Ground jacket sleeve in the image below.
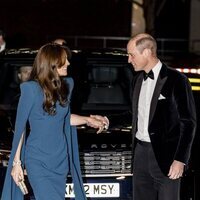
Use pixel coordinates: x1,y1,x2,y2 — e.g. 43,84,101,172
1,82,35,200
174,75,197,164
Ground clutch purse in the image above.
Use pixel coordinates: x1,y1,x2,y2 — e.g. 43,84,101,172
18,180,28,195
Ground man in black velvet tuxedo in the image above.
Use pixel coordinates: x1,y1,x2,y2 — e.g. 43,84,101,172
127,33,196,200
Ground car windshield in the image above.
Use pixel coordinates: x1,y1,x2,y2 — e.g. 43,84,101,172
0,49,134,146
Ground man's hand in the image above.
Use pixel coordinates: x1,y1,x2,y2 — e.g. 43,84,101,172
168,160,184,179
90,115,109,134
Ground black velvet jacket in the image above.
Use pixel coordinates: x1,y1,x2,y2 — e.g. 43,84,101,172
131,64,197,175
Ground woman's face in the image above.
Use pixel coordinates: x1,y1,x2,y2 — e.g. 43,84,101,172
57,58,70,76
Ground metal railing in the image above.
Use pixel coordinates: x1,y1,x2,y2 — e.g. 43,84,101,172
48,35,191,56
63,35,129,49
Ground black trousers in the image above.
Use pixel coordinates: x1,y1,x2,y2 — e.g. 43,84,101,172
133,141,180,200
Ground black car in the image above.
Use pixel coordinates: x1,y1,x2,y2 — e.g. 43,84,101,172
0,48,133,200
0,48,199,200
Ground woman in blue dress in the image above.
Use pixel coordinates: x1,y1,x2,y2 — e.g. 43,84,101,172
1,43,108,200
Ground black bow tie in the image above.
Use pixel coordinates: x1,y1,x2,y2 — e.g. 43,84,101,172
143,70,154,81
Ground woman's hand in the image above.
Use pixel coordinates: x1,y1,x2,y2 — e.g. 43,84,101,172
70,113,109,133
86,116,104,133
11,161,24,186
88,115,109,134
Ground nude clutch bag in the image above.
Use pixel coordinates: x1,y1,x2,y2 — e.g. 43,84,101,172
18,180,28,195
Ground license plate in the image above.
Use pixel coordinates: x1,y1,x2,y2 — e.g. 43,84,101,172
65,183,120,197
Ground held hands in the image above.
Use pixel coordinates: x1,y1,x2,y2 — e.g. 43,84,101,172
11,160,24,186
86,115,109,134
168,160,184,179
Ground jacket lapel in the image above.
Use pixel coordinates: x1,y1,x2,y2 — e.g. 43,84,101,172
131,72,143,172
149,64,168,125
132,72,143,132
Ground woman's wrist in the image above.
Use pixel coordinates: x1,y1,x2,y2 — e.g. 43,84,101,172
12,160,22,167
85,116,90,126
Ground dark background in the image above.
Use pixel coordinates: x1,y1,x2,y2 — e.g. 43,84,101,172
0,0,190,48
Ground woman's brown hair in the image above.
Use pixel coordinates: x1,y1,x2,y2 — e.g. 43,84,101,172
30,43,69,115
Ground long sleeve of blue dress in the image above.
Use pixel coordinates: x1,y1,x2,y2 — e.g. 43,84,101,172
1,82,36,200
64,78,87,200
1,78,86,200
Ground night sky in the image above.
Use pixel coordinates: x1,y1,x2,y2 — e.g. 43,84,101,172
1,0,190,48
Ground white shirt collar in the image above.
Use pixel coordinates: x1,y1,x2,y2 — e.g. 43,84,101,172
151,60,162,80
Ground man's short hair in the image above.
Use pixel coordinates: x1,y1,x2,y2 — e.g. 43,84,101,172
136,36,157,55
18,65,33,73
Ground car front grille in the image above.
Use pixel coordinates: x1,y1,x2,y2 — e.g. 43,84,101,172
80,150,132,176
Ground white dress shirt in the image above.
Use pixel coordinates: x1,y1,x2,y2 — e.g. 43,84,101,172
136,60,162,142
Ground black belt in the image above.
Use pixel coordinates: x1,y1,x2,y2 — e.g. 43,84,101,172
136,139,151,147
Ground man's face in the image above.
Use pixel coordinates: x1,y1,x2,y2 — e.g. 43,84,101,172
18,67,32,82
0,35,4,46
127,40,148,72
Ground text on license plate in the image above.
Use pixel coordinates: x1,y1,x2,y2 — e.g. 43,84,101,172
65,183,120,197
